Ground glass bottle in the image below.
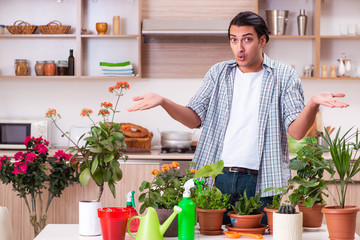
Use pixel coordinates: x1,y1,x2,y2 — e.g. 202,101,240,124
338,59,345,77
44,60,56,76
35,61,45,76
14,59,29,76
68,49,74,76
57,60,68,76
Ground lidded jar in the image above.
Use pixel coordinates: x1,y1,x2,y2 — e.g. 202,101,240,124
35,61,46,76
14,59,29,76
57,60,68,76
44,60,56,76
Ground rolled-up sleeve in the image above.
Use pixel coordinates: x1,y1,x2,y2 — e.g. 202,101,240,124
186,69,215,127
283,73,305,131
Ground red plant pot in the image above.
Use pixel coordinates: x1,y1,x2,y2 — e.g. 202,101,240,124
98,207,131,240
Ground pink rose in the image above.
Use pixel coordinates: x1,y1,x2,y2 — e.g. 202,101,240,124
19,164,27,174
14,152,24,160
24,136,32,146
25,152,37,163
12,167,20,175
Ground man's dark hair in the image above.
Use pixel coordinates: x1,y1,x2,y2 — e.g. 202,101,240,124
228,11,269,43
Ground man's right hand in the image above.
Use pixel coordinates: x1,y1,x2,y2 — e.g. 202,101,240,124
127,92,164,112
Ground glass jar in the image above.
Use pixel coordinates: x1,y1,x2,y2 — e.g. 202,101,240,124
35,61,46,76
44,60,56,76
14,59,29,76
57,60,68,76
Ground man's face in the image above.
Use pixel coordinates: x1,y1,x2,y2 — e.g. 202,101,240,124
229,25,266,73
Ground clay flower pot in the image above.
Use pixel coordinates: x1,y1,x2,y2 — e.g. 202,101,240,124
227,211,264,228
96,22,108,35
196,207,226,235
297,202,326,228
322,205,359,240
155,208,178,237
264,207,277,234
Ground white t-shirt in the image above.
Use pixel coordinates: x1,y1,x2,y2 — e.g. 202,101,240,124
220,67,264,170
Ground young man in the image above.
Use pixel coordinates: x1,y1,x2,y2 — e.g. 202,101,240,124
128,11,348,223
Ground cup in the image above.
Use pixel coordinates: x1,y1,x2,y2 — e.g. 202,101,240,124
347,24,356,36
96,22,108,35
339,24,347,36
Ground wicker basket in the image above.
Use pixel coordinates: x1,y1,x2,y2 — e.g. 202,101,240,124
124,132,153,151
6,20,37,34
38,20,71,34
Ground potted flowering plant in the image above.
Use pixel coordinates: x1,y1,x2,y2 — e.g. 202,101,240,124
138,161,197,237
46,81,130,202
0,136,78,236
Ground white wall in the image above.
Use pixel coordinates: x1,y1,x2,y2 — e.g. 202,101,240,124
0,77,359,148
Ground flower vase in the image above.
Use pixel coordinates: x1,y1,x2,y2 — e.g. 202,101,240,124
79,201,102,236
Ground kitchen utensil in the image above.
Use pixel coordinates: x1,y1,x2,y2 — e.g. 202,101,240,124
160,131,193,148
297,9,307,35
266,10,289,35
127,206,181,240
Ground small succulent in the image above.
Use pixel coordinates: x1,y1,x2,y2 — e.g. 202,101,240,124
278,204,296,214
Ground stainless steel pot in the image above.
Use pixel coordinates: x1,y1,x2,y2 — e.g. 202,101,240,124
160,131,193,148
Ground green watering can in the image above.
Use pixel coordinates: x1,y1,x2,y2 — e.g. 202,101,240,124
127,206,182,240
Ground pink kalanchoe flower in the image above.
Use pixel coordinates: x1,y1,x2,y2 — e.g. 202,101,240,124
12,167,20,175
19,164,27,174
24,136,32,146
44,139,50,146
14,152,24,160
14,161,23,167
34,144,48,155
25,152,37,163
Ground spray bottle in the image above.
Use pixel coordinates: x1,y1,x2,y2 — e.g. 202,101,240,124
178,179,196,240
126,191,140,232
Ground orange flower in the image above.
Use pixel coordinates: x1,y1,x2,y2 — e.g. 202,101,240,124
98,109,110,116
161,164,171,172
190,169,197,174
101,102,113,108
171,162,179,168
80,108,93,117
120,124,130,131
45,108,60,118
151,169,160,176
108,86,115,93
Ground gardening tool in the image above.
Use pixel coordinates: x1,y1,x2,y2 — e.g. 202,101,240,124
127,206,182,240
225,231,263,239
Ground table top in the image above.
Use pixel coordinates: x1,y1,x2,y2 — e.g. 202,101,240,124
34,224,360,240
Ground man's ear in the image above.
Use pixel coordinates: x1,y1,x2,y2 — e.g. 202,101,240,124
260,35,267,47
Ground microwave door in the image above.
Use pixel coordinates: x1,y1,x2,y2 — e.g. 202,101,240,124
0,123,30,149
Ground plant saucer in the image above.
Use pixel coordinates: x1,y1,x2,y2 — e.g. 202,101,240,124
199,229,224,235
225,224,268,235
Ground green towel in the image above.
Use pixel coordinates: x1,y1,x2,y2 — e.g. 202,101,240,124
100,61,131,67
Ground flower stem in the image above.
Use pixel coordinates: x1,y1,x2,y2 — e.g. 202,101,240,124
111,88,123,123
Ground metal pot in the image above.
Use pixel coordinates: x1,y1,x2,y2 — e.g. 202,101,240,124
160,131,193,148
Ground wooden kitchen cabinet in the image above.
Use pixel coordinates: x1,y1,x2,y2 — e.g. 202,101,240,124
0,0,141,79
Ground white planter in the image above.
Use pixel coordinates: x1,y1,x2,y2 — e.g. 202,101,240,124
79,200,101,236
273,211,303,240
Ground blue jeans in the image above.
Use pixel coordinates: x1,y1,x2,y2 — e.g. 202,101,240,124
215,170,273,225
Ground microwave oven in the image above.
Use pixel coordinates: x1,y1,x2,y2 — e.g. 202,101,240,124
0,119,49,149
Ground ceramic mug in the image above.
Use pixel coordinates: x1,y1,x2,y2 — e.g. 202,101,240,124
96,22,107,35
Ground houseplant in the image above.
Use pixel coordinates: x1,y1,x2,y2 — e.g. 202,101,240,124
288,136,328,227
263,186,287,234
0,136,78,236
138,161,197,237
227,190,264,228
193,160,231,235
317,127,360,239
46,81,130,201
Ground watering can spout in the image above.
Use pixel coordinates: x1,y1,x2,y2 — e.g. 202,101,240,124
160,206,182,236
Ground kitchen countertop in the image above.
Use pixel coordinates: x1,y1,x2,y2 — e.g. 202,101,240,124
34,224,360,240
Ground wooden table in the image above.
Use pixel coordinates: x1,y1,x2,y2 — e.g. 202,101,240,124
34,224,360,240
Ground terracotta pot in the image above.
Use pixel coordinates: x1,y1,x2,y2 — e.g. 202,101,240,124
322,205,359,240
227,211,264,228
297,202,326,228
196,208,226,235
155,208,178,237
264,207,277,234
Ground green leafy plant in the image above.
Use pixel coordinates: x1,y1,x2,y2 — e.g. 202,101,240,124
193,160,231,210
0,136,78,236
316,127,360,208
46,81,130,201
138,161,197,214
264,186,288,209
288,136,328,207
232,190,263,215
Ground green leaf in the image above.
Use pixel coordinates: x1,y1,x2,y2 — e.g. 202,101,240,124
104,154,114,163
91,157,99,174
103,169,112,182
154,178,165,186
79,168,91,186
112,132,124,140
139,181,150,191
194,160,224,179
289,157,307,170
138,193,147,203
108,181,116,198
93,169,104,185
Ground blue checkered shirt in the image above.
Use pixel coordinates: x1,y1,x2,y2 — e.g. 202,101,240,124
186,54,305,197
